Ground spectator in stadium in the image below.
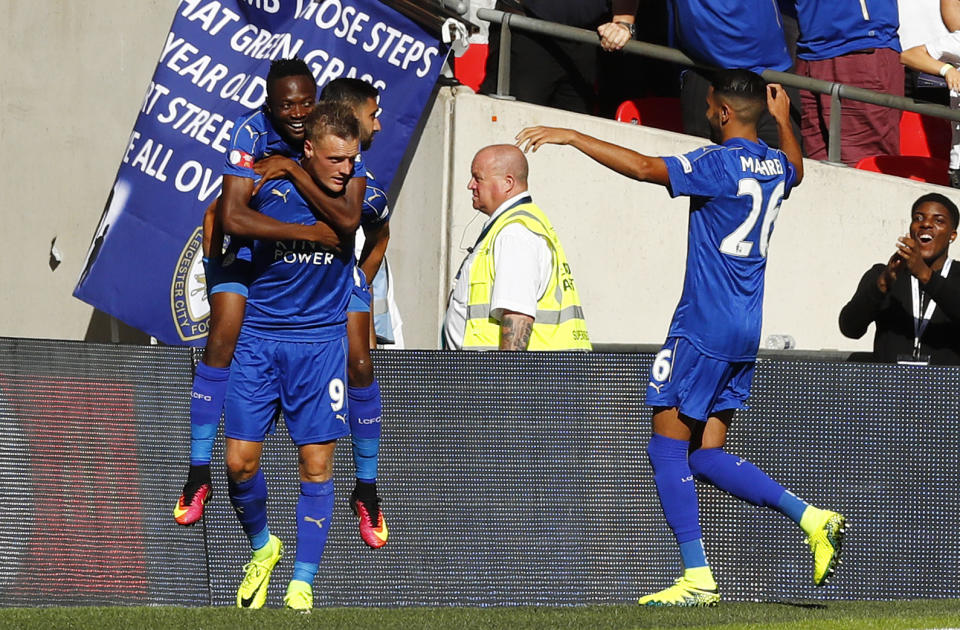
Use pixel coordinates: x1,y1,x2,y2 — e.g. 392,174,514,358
480,0,610,114
224,103,360,612
901,33,960,187
790,0,903,165
176,69,391,554
599,0,801,148
839,193,960,365
517,70,845,606
443,144,591,351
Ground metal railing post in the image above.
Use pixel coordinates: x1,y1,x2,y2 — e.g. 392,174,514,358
495,14,513,99
827,83,843,163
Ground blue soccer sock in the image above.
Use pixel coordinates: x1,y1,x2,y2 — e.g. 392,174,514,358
293,480,335,585
688,447,787,510
647,434,705,564
189,361,230,466
348,381,382,484
777,490,812,526
228,469,270,550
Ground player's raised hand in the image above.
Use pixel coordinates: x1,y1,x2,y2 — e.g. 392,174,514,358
515,126,577,153
251,155,297,195
766,83,791,124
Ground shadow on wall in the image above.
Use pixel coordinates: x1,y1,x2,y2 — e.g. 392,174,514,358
84,309,152,345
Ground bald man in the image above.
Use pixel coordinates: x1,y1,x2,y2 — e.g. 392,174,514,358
442,145,591,351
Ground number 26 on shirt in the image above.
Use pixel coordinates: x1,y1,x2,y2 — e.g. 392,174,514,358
719,179,785,258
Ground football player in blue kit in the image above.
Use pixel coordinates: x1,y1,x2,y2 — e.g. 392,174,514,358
176,66,391,549
517,69,846,606
253,78,391,548
226,102,360,611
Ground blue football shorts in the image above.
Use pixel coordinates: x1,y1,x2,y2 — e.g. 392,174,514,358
347,265,372,313
224,333,351,445
204,253,253,298
645,337,755,421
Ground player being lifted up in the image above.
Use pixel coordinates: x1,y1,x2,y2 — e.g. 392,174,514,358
517,69,846,606
175,62,390,549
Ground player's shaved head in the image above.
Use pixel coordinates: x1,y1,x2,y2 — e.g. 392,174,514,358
709,69,767,126
475,144,529,185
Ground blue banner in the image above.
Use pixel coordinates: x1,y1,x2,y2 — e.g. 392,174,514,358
74,0,444,345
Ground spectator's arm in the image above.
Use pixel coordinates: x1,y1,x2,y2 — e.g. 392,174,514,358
516,126,670,186
500,311,534,350
598,0,638,51
943,0,960,32
901,45,960,91
838,265,887,339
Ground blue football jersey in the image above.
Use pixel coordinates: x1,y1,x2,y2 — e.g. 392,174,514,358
224,108,301,179
663,138,797,361
241,178,353,342
361,169,391,228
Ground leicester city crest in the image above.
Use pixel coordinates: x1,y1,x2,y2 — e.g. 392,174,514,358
170,226,209,342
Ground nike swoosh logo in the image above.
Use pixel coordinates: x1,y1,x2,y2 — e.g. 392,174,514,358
173,504,189,518
240,573,267,608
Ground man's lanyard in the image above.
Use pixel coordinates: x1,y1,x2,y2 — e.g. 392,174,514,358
911,258,953,359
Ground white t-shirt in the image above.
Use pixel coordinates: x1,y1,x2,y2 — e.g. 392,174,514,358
899,0,947,50
443,193,553,350
925,30,960,64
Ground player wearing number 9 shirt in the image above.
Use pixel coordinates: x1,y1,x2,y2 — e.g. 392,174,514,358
225,102,359,611
517,69,846,606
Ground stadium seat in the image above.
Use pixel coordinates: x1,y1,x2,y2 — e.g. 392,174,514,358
899,110,951,160
454,43,488,92
615,97,684,133
854,155,951,186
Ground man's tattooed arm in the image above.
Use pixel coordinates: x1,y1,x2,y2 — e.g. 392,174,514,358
500,312,534,350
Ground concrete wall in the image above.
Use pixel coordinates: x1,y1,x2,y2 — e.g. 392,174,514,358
1,1,175,342
2,2,955,352
391,88,960,352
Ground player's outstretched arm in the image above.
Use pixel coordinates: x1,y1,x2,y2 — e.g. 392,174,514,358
766,84,804,185
252,155,362,236
219,174,342,249
516,126,670,186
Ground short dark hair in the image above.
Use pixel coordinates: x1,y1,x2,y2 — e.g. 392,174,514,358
709,69,767,125
320,77,379,108
266,58,316,93
912,192,960,229
304,101,359,145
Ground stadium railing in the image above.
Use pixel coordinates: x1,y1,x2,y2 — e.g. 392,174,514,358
477,8,960,164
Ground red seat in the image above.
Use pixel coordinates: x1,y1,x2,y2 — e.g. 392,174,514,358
454,43,488,93
615,97,684,133
854,155,950,186
899,110,951,160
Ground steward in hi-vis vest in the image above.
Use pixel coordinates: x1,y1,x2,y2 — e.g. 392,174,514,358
461,200,591,351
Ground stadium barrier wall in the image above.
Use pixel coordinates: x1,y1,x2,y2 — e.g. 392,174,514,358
5,0,960,352
0,337,958,607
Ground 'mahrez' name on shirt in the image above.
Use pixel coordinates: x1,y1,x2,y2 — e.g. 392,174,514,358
740,155,784,176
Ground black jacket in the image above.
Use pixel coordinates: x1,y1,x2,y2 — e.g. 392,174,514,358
839,261,960,365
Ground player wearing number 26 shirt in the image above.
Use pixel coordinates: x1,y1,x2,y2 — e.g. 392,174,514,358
518,69,846,607
663,139,795,362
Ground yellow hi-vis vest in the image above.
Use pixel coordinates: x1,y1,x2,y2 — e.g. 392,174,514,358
462,202,591,351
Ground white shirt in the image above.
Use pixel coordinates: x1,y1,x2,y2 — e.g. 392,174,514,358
443,192,553,350
899,0,947,50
